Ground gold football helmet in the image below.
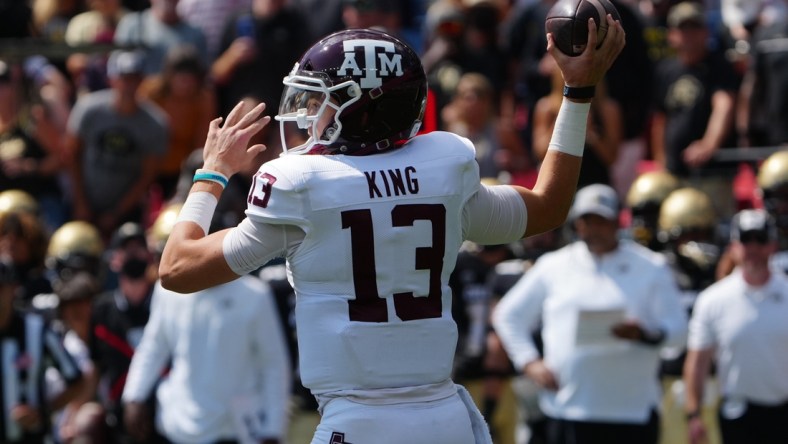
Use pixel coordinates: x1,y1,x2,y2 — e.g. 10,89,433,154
148,203,182,254
626,171,681,210
627,171,681,250
658,187,717,242
757,150,788,192
0,189,39,217
46,221,105,278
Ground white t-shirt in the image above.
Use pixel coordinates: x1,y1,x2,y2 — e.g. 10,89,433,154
688,268,788,405
493,240,688,423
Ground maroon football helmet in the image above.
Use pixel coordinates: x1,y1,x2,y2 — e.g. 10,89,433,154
275,28,427,155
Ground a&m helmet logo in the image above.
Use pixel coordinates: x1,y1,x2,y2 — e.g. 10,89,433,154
338,39,403,89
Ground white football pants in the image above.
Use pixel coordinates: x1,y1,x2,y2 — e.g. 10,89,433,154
310,390,479,444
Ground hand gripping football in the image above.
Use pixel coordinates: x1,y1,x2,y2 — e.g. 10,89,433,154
545,0,621,56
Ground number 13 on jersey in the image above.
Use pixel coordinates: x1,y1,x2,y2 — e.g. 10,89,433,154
341,204,446,323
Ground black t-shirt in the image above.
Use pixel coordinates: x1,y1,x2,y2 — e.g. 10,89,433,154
0,1,32,38
653,50,739,177
0,125,62,199
749,19,788,146
216,8,314,117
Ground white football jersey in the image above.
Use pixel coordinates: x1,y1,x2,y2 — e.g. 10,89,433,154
245,131,481,394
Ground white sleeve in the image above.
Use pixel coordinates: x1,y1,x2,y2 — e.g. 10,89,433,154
462,184,527,244
649,264,689,349
492,261,548,370
492,259,550,369
222,217,305,275
687,289,717,351
122,286,172,402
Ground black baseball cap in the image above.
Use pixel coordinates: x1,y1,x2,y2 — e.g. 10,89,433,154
110,222,147,250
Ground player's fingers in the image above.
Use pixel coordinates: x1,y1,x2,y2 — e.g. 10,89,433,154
224,100,247,127
237,102,267,129
247,143,268,156
209,117,222,133
545,33,566,62
239,115,271,138
585,17,599,54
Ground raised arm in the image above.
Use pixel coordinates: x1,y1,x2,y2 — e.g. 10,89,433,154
516,15,625,237
158,102,270,293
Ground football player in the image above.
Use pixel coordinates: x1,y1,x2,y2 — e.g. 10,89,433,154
158,20,625,444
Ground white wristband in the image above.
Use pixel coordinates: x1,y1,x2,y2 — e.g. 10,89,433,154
175,191,217,235
547,98,591,157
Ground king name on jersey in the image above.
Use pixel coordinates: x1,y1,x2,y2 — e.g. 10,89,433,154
365,166,419,199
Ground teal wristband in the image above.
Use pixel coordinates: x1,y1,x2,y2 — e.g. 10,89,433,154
193,169,229,188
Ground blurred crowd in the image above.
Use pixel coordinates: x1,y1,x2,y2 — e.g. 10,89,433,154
0,0,787,443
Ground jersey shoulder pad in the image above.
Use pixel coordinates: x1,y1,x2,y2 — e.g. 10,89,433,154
409,131,477,161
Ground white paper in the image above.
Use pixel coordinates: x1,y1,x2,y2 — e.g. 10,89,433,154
574,308,625,347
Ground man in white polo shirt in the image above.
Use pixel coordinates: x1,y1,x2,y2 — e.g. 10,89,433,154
493,184,688,444
683,208,788,444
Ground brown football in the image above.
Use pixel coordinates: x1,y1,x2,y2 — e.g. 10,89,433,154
545,0,621,56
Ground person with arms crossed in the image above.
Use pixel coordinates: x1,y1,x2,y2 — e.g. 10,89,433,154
158,21,625,444
492,184,688,444
683,208,788,444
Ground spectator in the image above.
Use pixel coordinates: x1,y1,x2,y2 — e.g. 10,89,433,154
177,0,252,61
31,0,85,43
211,0,313,125
138,45,216,201
0,208,52,304
532,63,622,189
0,58,68,231
736,7,788,149
289,0,344,44
64,0,129,98
122,205,291,444
89,222,155,443
341,0,403,35
683,208,788,444
650,1,739,219
441,72,529,182
65,49,169,240
420,0,466,117
65,0,128,45
0,1,34,39
114,0,208,75
457,1,509,96
500,0,555,155
50,272,108,444
493,184,688,444
606,0,655,200
0,259,85,443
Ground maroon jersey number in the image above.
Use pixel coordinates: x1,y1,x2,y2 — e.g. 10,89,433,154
341,204,446,322
248,172,277,208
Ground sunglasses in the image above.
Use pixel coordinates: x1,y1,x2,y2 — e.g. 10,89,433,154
738,230,771,245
